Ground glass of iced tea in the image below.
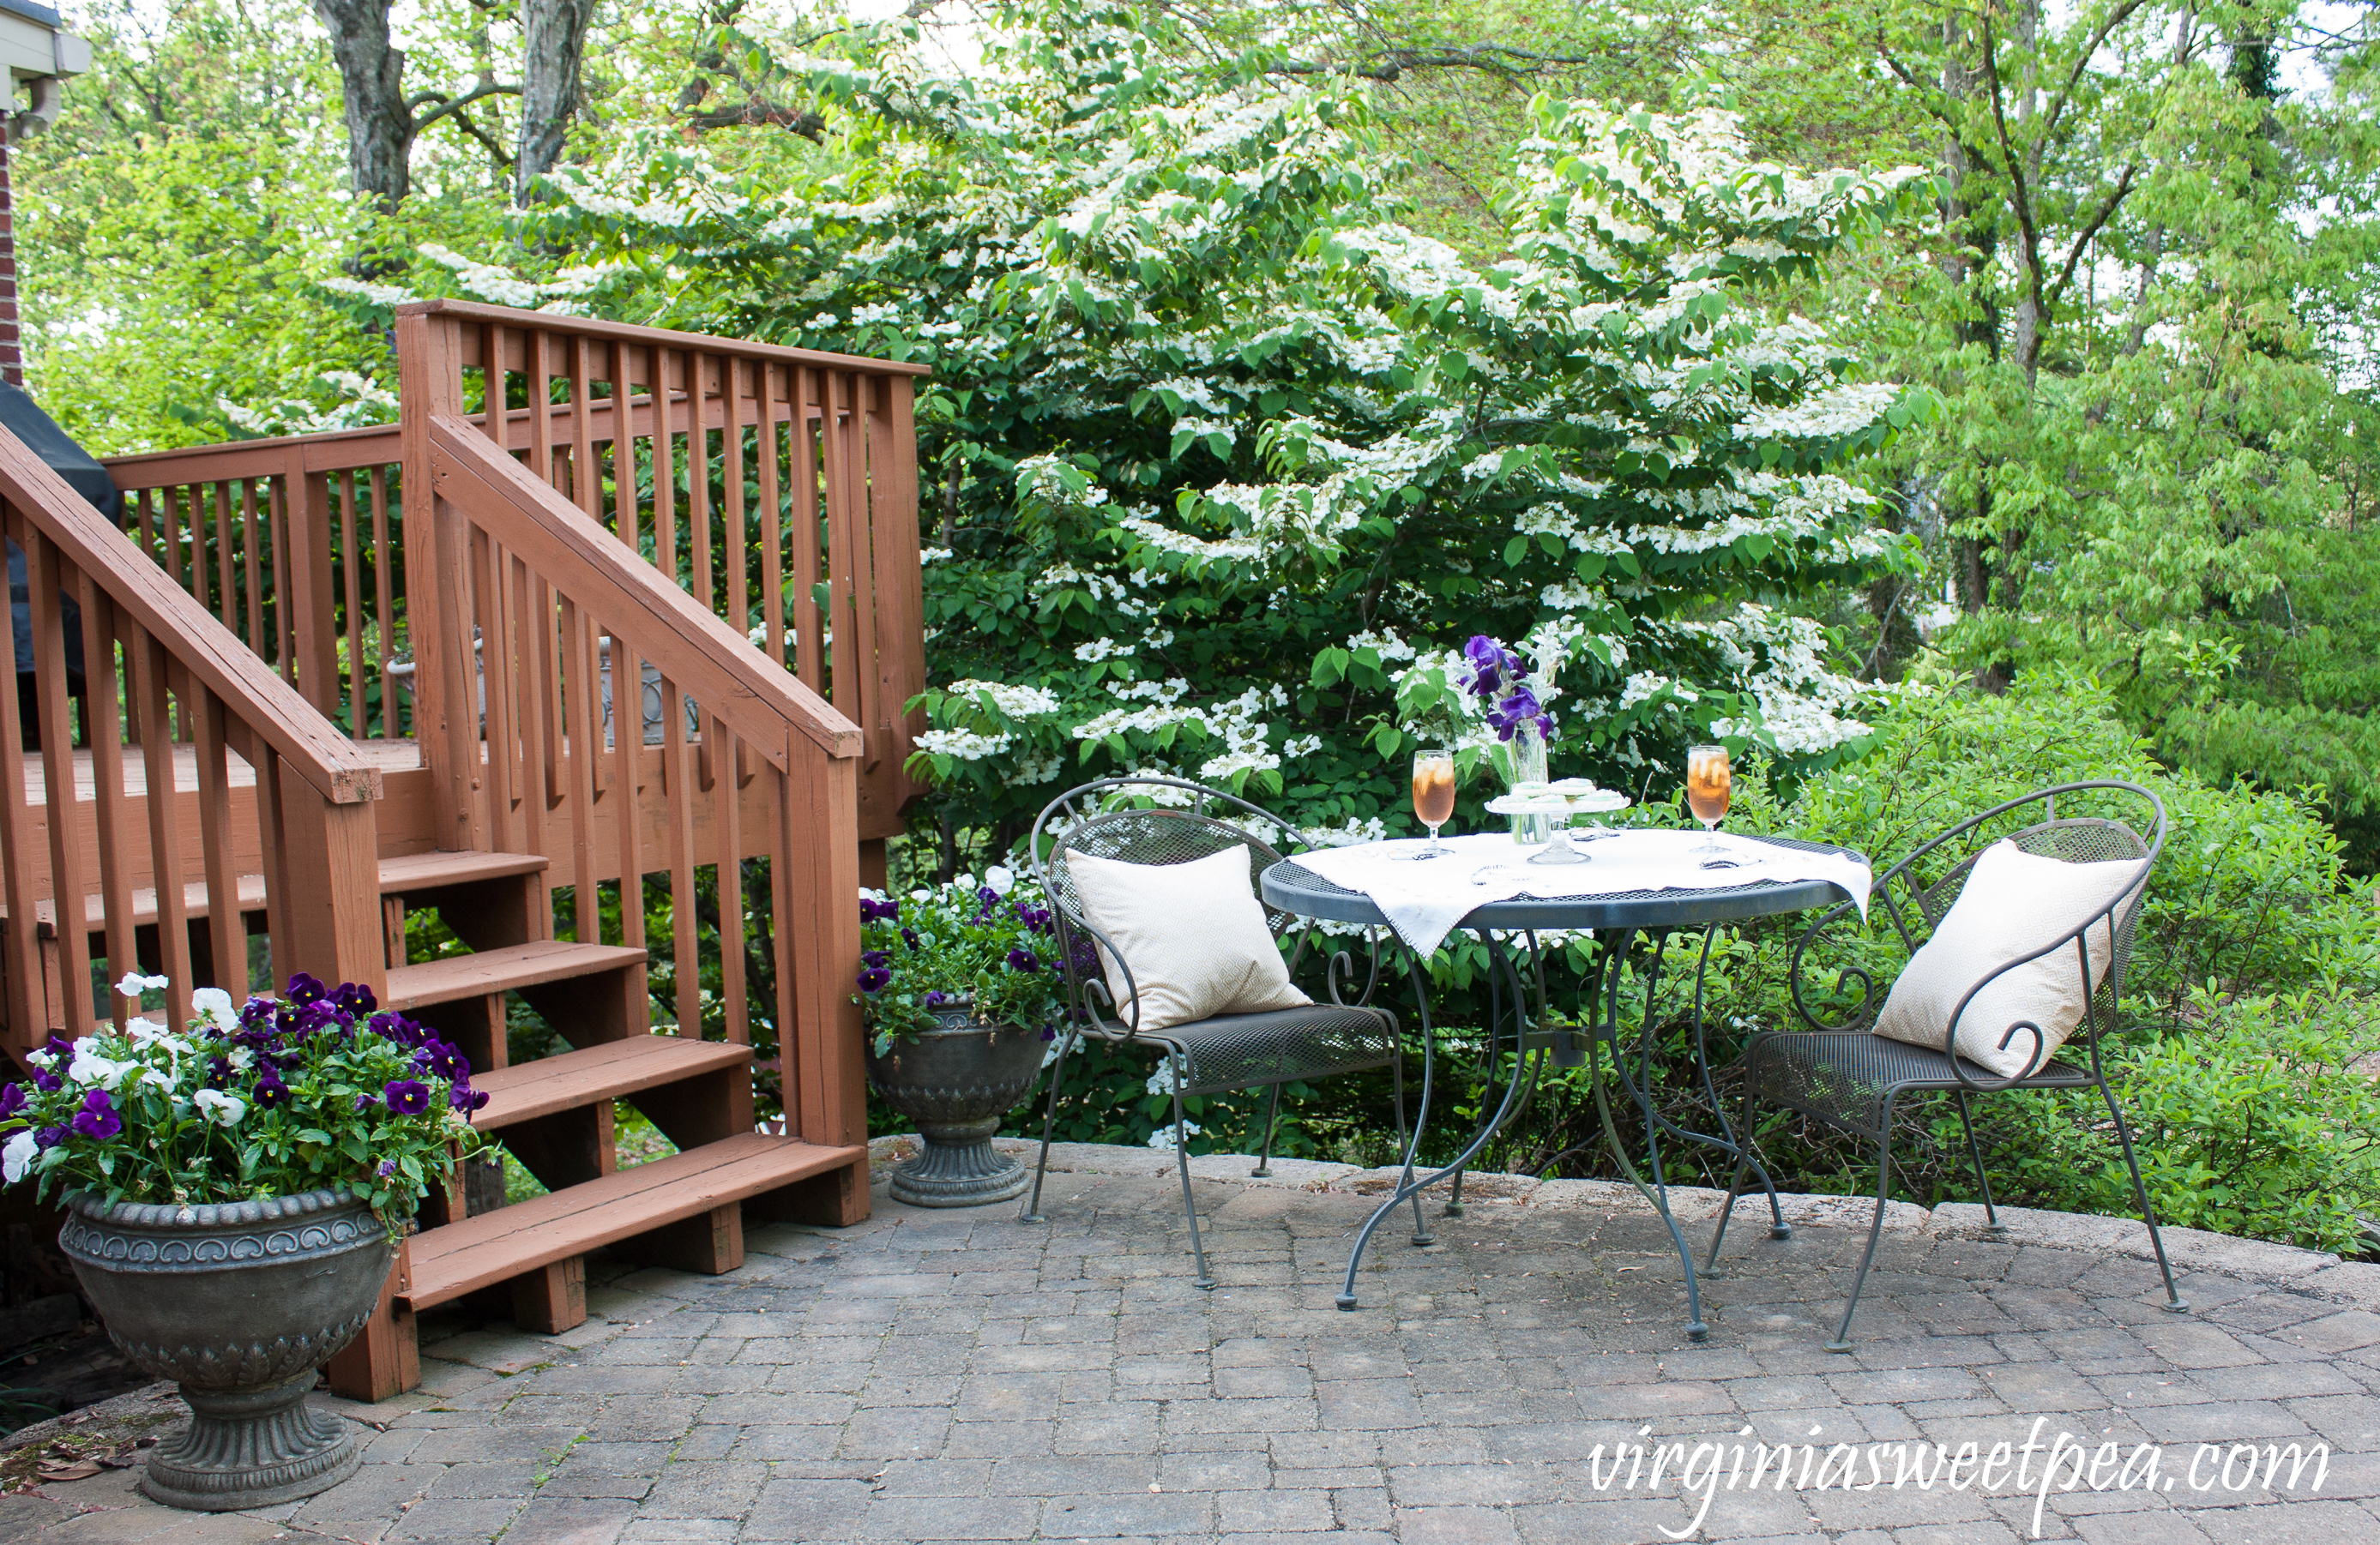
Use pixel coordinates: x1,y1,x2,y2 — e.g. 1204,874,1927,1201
1685,743,1732,857
1402,749,1457,861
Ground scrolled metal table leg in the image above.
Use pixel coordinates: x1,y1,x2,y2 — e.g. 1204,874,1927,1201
1586,932,1708,1340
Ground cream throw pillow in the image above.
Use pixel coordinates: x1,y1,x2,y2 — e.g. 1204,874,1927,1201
1065,845,1311,1032
1873,839,2146,1078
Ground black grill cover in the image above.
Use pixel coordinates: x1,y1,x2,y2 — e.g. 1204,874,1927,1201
1,381,123,680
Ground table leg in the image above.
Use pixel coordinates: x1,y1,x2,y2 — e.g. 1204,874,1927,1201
1585,931,1708,1340
1337,930,1539,1311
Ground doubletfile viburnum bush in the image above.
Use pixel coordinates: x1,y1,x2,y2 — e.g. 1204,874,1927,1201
0,972,491,1228
369,1,1926,853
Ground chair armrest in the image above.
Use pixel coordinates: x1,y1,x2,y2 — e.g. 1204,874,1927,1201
1787,896,1883,1032
1058,912,1142,1038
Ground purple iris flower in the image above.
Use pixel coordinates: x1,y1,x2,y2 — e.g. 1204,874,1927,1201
383,1079,431,1115
857,966,891,993
1462,634,1514,695
70,1091,122,1141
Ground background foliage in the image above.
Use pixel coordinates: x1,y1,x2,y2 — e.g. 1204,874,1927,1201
21,0,2380,1252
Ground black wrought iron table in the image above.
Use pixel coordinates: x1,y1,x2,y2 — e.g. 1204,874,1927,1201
1260,835,1866,1339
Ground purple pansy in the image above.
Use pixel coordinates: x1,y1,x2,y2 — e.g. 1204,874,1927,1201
33,1126,65,1149
862,949,890,969
383,1079,431,1115
253,1066,291,1109
1006,947,1039,973
857,965,891,993
0,1084,24,1121
70,1091,122,1141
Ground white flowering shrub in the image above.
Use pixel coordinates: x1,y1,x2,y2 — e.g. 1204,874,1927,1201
449,2,1924,852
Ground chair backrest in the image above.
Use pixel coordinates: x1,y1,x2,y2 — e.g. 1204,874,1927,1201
1794,780,2166,1040
1028,778,1306,1028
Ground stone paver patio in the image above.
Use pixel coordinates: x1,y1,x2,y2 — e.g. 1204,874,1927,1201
3,1139,2375,1544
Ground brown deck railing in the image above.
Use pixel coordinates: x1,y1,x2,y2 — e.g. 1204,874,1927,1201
101,300,931,845
0,428,385,1056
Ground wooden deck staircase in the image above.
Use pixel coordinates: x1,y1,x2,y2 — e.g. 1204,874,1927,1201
0,301,930,1401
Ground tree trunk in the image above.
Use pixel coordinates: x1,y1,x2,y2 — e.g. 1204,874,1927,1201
313,0,413,215
515,0,601,205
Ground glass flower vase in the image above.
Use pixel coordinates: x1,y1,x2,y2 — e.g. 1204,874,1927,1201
1497,720,1552,846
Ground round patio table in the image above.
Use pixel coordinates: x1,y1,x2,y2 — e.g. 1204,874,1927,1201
1260,834,1866,1339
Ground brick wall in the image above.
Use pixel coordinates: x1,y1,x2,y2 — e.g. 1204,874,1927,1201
0,133,17,387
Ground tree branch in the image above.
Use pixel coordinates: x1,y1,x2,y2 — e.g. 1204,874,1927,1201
1979,15,2045,305
1271,44,1606,84
2050,161,2137,305
411,80,523,134
2040,0,2153,146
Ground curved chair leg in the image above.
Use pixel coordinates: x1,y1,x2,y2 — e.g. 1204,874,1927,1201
1172,1067,1215,1290
1251,1082,1282,1178
1389,1034,1430,1247
1019,1028,1081,1224
1828,1097,1898,1353
1704,1085,1788,1274
2100,1080,2188,1314
1953,1091,2004,1236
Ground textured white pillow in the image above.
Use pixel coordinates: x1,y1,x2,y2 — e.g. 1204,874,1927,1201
1873,839,2146,1078
1065,845,1311,1032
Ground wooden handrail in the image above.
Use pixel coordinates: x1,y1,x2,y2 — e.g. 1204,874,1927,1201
425,416,862,766
405,298,932,377
0,428,383,805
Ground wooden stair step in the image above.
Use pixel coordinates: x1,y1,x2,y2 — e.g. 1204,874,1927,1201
15,851,545,936
379,850,550,894
386,940,648,1013
400,1133,859,1308
471,1036,751,1131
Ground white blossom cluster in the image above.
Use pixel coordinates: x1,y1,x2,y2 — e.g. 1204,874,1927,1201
944,680,1064,719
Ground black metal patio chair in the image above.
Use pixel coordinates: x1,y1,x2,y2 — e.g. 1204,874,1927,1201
1708,780,2189,1349
1021,777,1423,1289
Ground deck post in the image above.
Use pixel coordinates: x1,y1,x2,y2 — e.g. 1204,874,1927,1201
268,760,387,997
399,310,485,851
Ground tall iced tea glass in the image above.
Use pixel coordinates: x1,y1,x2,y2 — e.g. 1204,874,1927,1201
1402,750,1457,861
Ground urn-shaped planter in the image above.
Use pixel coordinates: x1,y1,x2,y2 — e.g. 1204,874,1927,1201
865,1001,1048,1206
59,1187,396,1511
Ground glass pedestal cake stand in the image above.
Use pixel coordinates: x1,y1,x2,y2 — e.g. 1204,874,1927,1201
1481,785,1632,866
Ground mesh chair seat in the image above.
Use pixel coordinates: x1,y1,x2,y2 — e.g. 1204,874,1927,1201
1125,1002,1400,1097
1744,1030,2094,1144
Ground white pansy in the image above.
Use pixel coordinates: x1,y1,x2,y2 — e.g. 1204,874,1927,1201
193,1088,247,1127
985,865,1016,896
188,987,240,1033
117,971,168,1001
2,1131,38,1184
227,1045,255,1071
67,1041,136,1091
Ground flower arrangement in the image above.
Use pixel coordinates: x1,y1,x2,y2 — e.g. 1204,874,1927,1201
853,869,1083,1055
0,972,491,1227
1460,634,1555,744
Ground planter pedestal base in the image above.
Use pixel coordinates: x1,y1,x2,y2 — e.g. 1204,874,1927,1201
888,1116,1030,1208
141,1372,361,1512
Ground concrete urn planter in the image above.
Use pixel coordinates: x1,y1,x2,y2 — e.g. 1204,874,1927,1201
864,1001,1048,1206
58,1187,396,1511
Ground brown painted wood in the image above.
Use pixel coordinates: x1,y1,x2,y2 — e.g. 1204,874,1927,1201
611,1202,742,1276
0,506,41,1048
470,1036,750,1129
78,581,135,1027
323,1243,417,1403
130,628,194,1029
378,849,551,892
410,298,931,378
400,1132,859,1308
401,307,481,852
287,460,341,718
26,523,93,1033
509,1256,587,1335
384,938,648,1012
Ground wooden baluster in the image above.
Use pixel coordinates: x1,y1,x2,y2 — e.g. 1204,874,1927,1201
758,362,786,673
371,467,396,738
184,484,209,609
242,479,263,656
661,671,696,1036
26,521,94,1034
341,472,365,737
287,456,340,718
214,483,237,634
159,484,184,601
137,488,156,566
690,352,715,620
820,370,865,724
713,715,746,1046
768,760,801,1133
269,475,295,692
559,597,600,943
475,528,519,852
609,629,646,971
509,551,551,907
789,368,823,694
724,356,749,637
654,350,678,590
570,336,600,523
0,506,40,1049
528,328,557,486
249,724,287,993
78,577,134,1029
129,626,194,1030
483,323,509,448
190,691,243,998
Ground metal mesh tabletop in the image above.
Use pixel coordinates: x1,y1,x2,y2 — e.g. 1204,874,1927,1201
1260,834,1866,933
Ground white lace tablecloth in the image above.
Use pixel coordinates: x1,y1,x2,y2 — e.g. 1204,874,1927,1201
1291,829,1872,955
